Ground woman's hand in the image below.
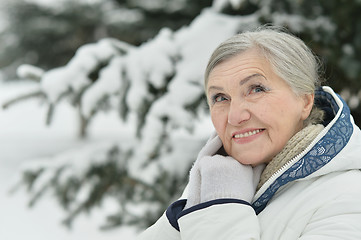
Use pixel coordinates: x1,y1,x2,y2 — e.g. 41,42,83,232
185,132,265,209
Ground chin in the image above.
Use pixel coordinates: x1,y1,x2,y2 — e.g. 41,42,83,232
234,157,256,166
233,154,267,166
226,148,267,166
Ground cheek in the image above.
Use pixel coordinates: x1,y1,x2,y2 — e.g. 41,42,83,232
258,106,269,120
252,102,271,124
266,100,304,139
210,108,228,136
260,96,293,122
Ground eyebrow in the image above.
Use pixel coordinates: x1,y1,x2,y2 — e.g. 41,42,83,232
207,73,266,92
239,73,266,86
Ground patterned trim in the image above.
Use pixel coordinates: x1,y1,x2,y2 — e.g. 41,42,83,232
252,89,354,214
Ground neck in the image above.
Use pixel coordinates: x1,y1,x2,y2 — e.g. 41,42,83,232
257,124,324,190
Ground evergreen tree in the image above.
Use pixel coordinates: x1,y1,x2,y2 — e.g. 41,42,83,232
3,0,361,232
0,0,212,80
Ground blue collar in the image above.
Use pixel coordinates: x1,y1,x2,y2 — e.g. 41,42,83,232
252,87,354,214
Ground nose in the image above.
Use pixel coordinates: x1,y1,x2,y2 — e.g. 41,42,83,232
227,100,251,126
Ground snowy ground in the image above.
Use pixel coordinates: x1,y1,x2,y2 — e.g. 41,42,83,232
0,81,138,239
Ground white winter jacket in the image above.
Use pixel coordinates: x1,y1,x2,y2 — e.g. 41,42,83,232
137,86,361,240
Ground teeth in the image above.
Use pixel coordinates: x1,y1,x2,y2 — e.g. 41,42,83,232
234,129,262,138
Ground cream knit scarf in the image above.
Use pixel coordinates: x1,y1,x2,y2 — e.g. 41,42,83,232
257,124,324,190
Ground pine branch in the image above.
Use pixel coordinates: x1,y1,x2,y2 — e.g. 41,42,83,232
45,89,72,126
45,103,54,126
2,90,45,109
28,184,49,207
79,112,90,139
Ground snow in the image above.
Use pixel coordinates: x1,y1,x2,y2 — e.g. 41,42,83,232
271,13,335,35
1,0,360,237
340,88,361,110
0,7,263,240
81,56,124,117
40,39,123,103
348,95,359,109
104,7,144,25
125,28,176,112
137,9,254,160
3,9,260,225
23,0,103,9
2,0,357,238
0,81,138,239
25,9,259,176
212,0,246,11
342,44,354,56
0,81,209,240
132,0,187,12
17,64,44,80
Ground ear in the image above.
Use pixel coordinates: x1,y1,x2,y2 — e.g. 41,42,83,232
301,93,314,120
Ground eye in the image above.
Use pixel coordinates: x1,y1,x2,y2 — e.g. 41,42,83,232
211,94,229,104
248,84,268,95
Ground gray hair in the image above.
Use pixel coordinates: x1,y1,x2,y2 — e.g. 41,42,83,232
204,27,324,126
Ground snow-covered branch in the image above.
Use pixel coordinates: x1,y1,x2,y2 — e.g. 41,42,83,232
6,0,348,232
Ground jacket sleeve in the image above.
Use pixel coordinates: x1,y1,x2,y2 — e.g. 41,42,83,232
137,198,260,240
178,199,260,240
136,186,190,240
298,194,361,240
136,210,181,240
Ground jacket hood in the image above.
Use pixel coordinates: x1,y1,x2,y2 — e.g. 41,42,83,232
252,86,361,214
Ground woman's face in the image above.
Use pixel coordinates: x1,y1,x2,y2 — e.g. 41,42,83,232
207,48,313,166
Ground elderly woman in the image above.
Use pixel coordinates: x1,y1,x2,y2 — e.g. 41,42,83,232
137,28,361,239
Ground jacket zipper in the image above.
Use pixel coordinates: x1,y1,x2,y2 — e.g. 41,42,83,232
253,125,330,201
252,88,343,202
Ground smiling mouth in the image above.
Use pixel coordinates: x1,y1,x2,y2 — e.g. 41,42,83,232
233,129,265,139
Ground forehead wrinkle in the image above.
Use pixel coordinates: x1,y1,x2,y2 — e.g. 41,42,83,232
207,86,224,96
239,73,267,86
207,73,266,94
